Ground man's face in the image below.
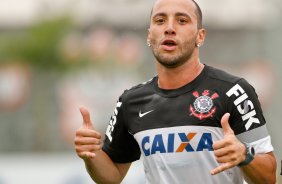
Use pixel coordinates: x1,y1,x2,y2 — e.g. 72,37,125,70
148,0,201,68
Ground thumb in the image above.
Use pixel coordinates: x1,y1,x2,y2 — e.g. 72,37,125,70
221,113,234,135
79,107,94,129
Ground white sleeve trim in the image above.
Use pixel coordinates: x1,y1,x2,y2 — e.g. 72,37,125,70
249,136,273,154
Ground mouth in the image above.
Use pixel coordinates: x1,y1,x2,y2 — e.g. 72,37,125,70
162,39,177,46
161,39,177,51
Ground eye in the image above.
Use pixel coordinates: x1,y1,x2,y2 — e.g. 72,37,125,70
154,18,165,25
178,18,188,24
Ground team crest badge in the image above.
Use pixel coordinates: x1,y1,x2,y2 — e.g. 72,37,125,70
189,90,219,120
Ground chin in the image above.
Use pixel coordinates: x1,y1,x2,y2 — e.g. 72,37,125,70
157,59,184,68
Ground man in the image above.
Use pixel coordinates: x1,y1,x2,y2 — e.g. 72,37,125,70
74,0,277,183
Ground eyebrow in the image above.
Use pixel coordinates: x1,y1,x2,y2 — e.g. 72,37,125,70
152,12,167,19
175,12,191,18
152,12,191,19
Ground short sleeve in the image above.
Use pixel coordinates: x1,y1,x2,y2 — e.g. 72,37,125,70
102,91,141,163
225,79,273,153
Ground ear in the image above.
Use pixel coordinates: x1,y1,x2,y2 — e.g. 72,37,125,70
196,28,206,46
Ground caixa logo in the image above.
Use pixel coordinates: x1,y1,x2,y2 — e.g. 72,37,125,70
141,132,213,156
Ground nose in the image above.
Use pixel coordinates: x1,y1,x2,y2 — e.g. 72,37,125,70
165,28,176,35
164,21,176,35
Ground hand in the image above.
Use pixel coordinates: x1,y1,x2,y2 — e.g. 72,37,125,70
211,113,246,175
74,107,102,159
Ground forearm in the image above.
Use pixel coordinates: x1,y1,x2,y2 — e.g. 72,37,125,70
84,150,130,184
241,153,276,184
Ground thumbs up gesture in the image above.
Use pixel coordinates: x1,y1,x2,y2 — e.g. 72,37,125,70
211,113,247,175
74,107,102,159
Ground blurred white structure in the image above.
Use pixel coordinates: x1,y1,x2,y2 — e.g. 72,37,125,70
0,0,281,29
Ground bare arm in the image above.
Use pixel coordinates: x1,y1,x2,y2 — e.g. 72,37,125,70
74,107,131,184
84,150,131,184
212,113,276,184
240,152,276,184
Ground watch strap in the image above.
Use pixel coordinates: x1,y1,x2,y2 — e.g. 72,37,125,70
238,142,255,167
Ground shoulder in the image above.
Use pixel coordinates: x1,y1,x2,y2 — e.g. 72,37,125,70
119,77,156,101
204,65,242,85
205,65,255,92
203,65,258,102
129,77,155,91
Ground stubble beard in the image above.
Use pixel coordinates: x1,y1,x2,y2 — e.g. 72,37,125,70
151,38,197,68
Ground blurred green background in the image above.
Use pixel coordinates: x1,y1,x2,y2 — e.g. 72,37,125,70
0,0,281,183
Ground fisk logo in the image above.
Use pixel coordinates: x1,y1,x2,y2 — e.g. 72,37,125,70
141,132,213,156
226,84,260,130
106,101,122,142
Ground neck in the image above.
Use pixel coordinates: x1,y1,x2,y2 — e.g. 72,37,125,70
157,57,204,90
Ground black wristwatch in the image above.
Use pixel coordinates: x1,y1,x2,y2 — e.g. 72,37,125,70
238,142,255,167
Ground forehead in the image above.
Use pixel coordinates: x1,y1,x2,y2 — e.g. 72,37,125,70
152,0,197,18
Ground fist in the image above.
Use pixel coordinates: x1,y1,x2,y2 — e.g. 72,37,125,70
74,107,102,159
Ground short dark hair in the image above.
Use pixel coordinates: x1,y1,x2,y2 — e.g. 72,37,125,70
150,0,203,29
192,0,203,29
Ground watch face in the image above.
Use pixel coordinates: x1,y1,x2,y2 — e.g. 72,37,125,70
250,147,255,155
